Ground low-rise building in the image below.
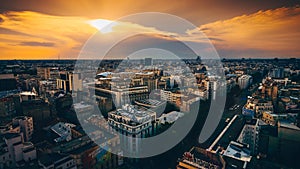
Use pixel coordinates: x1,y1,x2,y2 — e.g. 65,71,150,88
222,141,252,169
177,147,224,169
0,133,36,168
38,153,77,169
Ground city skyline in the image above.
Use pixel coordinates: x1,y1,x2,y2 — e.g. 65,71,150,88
0,0,300,59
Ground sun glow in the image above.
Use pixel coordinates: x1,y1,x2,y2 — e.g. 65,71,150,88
88,19,117,33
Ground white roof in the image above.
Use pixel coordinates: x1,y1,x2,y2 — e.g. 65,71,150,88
20,91,37,96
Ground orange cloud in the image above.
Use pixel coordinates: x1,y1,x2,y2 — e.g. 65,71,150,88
0,11,97,59
194,6,300,58
1,7,300,60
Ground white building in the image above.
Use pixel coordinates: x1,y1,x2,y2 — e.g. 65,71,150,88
238,75,253,90
50,122,74,143
108,104,156,155
0,133,36,169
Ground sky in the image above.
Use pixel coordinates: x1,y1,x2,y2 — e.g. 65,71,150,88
0,0,300,59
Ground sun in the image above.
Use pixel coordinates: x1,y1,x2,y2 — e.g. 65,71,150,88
88,19,117,33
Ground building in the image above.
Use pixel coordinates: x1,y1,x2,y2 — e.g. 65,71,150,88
134,99,166,117
261,111,287,126
242,97,273,117
237,119,261,155
144,58,153,66
238,75,253,90
259,115,300,168
38,153,77,169
158,111,184,125
108,104,156,155
181,96,200,113
48,135,120,169
12,116,33,142
39,80,57,99
0,74,17,92
57,72,82,93
270,68,284,78
0,94,21,117
177,147,224,169
50,122,74,143
21,99,51,129
222,141,252,169
160,89,181,104
135,72,158,92
73,102,94,118
0,133,37,168
37,67,51,80
93,84,149,108
20,91,37,102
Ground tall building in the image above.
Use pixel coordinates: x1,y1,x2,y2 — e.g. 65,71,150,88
238,75,253,90
57,72,82,93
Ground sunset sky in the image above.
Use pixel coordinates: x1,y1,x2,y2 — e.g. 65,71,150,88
0,0,300,59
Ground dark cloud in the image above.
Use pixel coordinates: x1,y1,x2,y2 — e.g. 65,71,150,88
19,41,55,47
0,27,31,36
0,17,3,23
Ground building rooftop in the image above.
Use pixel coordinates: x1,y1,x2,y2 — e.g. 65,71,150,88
223,141,252,162
110,104,156,125
158,111,184,124
177,147,223,169
50,122,73,143
73,102,93,110
278,120,300,131
20,91,37,96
